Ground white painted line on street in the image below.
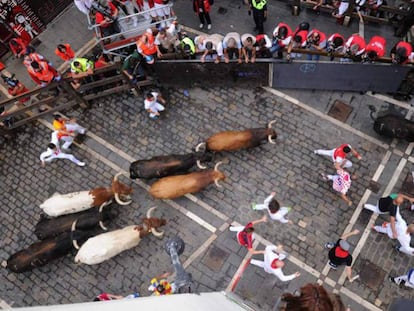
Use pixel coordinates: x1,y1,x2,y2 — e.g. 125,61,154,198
183,233,218,269
367,92,413,111
263,87,390,150
186,194,229,221
340,287,383,311
338,157,407,286
0,299,12,309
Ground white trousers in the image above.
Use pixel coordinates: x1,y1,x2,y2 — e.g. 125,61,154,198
394,275,414,289
65,123,86,134
148,103,165,118
44,151,83,165
154,3,171,17
315,148,352,168
51,131,74,149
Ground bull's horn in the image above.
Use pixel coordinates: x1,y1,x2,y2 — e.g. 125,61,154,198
214,178,223,188
114,193,132,206
197,160,207,170
195,142,206,152
268,120,276,129
71,220,80,250
146,206,157,218
214,161,223,171
98,203,108,231
151,227,164,238
113,172,123,181
268,120,277,144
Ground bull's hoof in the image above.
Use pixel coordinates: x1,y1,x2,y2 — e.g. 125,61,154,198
165,236,185,256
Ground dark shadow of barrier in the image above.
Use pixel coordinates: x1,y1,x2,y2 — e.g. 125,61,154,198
154,58,413,96
272,61,413,93
153,60,269,89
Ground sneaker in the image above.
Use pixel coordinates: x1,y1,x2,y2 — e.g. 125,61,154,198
371,225,377,232
251,203,257,210
388,276,395,283
77,162,86,167
328,261,338,269
199,23,204,29
207,24,212,30
313,150,319,155
324,242,334,249
394,244,401,252
150,115,159,120
410,204,414,211
320,173,328,181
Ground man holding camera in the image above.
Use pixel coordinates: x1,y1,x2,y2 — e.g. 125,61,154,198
305,28,326,61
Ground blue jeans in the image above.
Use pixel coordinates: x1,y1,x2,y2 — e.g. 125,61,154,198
307,53,320,61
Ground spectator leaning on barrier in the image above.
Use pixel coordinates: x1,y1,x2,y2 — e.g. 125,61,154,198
362,35,386,63
241,33,256,63
326,33,345,61
137,29,158,65
199,34,224,63
55,43,75,62
305,28,326,61
255,33,272,58
390,41,413,65
286,21,309,61
178,32,196,59
122,50,147,83
70,57,95,89
332,0,350,24
344,33,366,61
270,22,292,59
222,32,242,63
137,0,158,24
155,21,179,58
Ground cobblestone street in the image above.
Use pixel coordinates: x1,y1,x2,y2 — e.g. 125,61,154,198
1,1,414,310
2,84,414,310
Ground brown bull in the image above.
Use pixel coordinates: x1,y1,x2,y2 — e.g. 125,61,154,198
197,120,277,154
149,162,225,199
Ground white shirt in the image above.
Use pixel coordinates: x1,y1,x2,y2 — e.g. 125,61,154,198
144,91,160,112
74,0,94,15
40,147,60,162
263,245,296,282
263,195,289,223
222,32,242,49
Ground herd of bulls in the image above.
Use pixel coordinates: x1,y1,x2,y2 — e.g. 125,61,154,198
6,121,277,273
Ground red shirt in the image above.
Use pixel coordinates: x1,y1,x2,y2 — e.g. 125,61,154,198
365,36,386,58
55,44,75,61
96,2,117,28
237,222,254,249
333,144,351,161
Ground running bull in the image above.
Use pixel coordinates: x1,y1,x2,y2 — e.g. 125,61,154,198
40,173,132,217
196,120,277,163
149,162,225,199
129,151,212,179
74,207,166,265
370,108,414,142
7,222,99,273
35,203,115,240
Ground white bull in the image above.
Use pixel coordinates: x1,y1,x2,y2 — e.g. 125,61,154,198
40,173,132,217
73,207,166,265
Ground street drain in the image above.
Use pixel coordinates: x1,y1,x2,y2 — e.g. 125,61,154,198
328,100,353,122
202,246,229,272
358,259,386,291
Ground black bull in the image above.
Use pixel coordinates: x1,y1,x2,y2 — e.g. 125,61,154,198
35,205,116,240
373,114,414,142
6,229,99,273
129,152,212,179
